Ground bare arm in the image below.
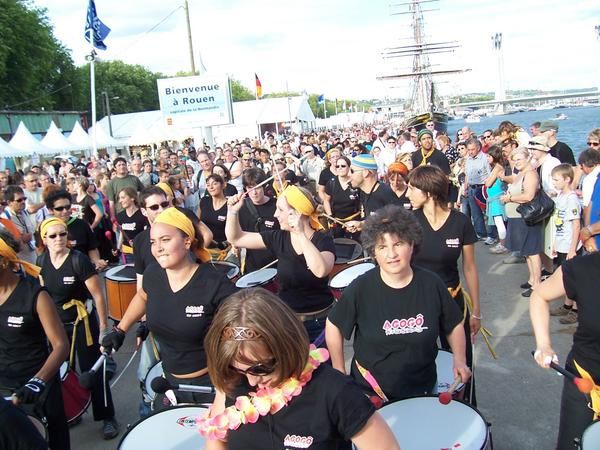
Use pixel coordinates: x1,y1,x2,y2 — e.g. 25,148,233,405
197,220,214,247
33,291,69,383
108,200,116,222
351,412,401,450
325,319,346,374
446,322,471,382
116,288,148,333
461,244,481,336
225,193,267,250
484,165,501,188
317,183,327,204
84,274,109,333
323,191,333,216
205,389,228,450
90,203,103,230
509,172,537,203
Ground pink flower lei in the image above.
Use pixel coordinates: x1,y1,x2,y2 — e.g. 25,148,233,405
197,345,329,440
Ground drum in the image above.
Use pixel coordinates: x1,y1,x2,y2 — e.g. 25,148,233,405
435,349,465,400
60,362,91,424
330,238,363,279
209,261,240,281
118,405,207,449
581,420,600,449
328,262,375,300
235,268,279,293
143,361,164,407
105,264,137,321
28,414,48,442
379,396,490,450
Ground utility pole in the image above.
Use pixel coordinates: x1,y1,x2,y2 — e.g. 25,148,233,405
491,33,506,114
184,0,196,74
596,25,600,97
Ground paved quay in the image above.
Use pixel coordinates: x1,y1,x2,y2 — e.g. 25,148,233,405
71,241,575,449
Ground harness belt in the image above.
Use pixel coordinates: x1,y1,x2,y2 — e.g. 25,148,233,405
63,299,93,367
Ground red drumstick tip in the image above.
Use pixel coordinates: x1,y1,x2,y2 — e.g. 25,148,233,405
369,395,383,409
438,392,452,405
105,231,112,239
574,377,594,394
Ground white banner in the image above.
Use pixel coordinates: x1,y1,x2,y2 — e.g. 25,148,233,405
157,75,234,128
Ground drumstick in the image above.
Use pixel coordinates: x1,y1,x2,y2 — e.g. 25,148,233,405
346,256,372,265
246,153,310,194
438,375,462,405
109,349,139,389
256,259,279,271
530,351,594,393
320,213,349,228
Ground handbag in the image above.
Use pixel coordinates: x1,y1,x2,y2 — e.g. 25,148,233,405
516,187,554,225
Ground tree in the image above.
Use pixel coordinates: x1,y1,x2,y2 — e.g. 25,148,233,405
230,79,254,102
0,0,76,110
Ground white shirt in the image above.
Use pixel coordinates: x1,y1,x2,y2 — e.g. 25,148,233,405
538,154,561,195
582,166,600,207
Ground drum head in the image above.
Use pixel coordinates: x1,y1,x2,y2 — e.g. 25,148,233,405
144,362,164,400
60,361,68,380
435,350,465,393
329,263,375,289
105,264,136,282
27,415,48,441
333,238,363,264
209,261,240,280
582,421,600,450
118,406,207,449
236,268,277,288
379,397,488,450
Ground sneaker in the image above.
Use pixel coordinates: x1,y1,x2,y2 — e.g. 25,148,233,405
521,288,533,298
490,243,508,254
103,418,119,440
484,237,498,245
550,305,571,317
503,255,526,264
520,281,532,289
559,310,578,324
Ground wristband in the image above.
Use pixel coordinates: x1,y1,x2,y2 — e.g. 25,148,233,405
471,314,482,320
227,211,238,216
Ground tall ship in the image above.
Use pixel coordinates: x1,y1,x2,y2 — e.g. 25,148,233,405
377,0,468,133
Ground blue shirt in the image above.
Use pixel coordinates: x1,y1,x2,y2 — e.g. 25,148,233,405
590,177,600,248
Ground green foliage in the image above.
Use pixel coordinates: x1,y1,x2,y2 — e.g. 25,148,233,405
230,79,254,102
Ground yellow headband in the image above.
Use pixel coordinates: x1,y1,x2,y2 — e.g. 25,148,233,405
282,185,323,231
0,237,41,278
40,217,66,239
153,207,195,240
156,182,174,199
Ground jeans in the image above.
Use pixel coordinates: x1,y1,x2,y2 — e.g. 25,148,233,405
464,186,494,239
303,317,327,347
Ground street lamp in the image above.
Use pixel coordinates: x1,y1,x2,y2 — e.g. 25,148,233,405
101,91,120,137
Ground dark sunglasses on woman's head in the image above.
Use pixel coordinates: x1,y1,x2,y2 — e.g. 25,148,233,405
47,231,67,239
229,358,277,377
52,205,71,211
146,201,170,211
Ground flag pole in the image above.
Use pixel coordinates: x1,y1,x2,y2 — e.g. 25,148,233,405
88,28,98,158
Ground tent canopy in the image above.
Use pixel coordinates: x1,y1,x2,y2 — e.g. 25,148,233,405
9,121,55,155
0,136,29,157
67,121,93,150
41,121,80,152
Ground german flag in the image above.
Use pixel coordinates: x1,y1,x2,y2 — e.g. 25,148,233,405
255,73,262,99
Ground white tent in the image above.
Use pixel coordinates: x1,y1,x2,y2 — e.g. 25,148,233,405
87,123,124,148
0,136,29,157
67,121,93,150
9,121,55,155
41,121,80,152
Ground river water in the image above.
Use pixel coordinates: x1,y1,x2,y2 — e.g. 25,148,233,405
447,106,600,157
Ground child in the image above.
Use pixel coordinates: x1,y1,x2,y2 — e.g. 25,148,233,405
485,145,508,254
549,163,582,324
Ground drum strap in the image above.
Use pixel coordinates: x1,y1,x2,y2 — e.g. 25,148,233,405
573,360,600,420
63,299,93,366
355,360,389,403
448,284,497,360
149,333,160,361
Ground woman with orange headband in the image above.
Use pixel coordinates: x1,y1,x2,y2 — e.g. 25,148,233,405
226,185,335,343
0,229,70,449
102,207,237,405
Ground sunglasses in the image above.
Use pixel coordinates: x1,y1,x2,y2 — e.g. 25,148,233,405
52,205,71,212
587,142,600,147
146,201,171,211
336,164,348,168
13,197,26,203
230,358,277,377
350,168,363,174
47,231,67,239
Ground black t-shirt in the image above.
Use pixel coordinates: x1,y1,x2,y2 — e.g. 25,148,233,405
116,208,149,245
359,182,397,218
66,217,98,254
259,230,335,313
226,364,375,450
238,197,279,273
144,262,237,375
549,141,576,166
325,178,360,219
412,209,477,288
0,276,49,387
390,187,412,211
562,252,600,383
318,167,336,187
328,266,463,401
133,228,155,276
0,397,48,450
200,196,228,243
37,250,97,323
411,149,451,175
73,194,97,226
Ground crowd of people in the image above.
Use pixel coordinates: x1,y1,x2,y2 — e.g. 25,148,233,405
0,119,599,449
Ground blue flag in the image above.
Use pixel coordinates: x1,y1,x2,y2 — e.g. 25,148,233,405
85,0,111,50
317,94,325,105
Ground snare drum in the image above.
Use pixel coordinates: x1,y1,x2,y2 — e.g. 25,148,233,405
235,268,279,293
143,361,164,407
105,264,137,321
435,349,465,399
330,238,363,279
328,262,375,300
581,420,600,449
209,261,240,281
60,362,91,424
118,405,207,449
379,396,490,450
28,414,48,442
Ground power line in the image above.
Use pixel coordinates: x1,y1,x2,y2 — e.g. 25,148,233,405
4,83,73,110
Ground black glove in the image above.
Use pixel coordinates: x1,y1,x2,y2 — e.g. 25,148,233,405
15,377,46,404
101,326,126,352
135,322,149,342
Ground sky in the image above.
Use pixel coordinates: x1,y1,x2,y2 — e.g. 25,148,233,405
33,0,600,101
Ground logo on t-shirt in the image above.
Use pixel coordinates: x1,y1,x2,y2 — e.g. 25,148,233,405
264,219,275,228
382,314,428,335
121,222,137,231
63,276,76,285
185,305,204,318
446,238,460,248
7,315,24,328
217,215,226,222
283,434,314,448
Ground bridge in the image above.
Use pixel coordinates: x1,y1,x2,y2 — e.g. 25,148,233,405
450,90,599,108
